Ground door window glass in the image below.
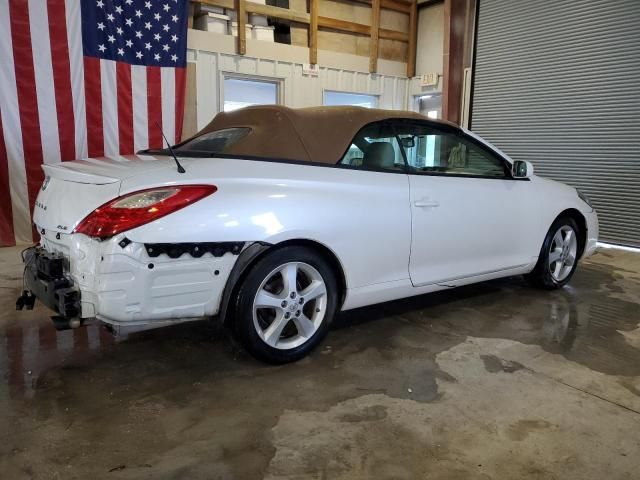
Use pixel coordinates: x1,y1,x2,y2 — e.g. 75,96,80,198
339,123,404,171
396,124,506,178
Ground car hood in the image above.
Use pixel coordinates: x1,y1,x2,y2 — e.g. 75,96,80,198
531,175,578,195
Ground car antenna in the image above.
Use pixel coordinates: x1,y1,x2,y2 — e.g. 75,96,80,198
156,121,185,174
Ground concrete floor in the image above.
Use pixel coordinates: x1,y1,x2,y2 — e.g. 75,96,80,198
1,247,639,479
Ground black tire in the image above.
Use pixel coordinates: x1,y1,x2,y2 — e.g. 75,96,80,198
527,216,580,290
232,246,338,364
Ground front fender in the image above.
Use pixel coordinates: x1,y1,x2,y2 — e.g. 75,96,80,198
528,175,597,258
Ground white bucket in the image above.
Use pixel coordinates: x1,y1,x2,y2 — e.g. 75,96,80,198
194,13,230,35
229,21,253,38
249,14,269,27
251,25,275,42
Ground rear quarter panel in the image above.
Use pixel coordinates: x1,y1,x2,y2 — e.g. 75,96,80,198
121,158,412,290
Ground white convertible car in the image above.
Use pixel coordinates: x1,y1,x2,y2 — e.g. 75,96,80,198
19,106,598,363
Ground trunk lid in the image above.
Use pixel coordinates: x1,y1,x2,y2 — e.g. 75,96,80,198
34,155,175,234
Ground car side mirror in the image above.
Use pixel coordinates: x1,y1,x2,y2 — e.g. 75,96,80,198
512,160,534,179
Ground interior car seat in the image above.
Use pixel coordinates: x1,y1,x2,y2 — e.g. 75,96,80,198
362,142,395,170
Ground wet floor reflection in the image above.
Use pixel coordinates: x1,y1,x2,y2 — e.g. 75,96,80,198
2,323,114,400
540,296,578,352
1,257,639,401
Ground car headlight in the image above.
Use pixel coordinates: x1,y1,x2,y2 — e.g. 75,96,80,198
577,189,594,209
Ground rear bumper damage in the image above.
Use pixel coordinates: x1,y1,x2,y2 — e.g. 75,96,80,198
20,228,244,333
21,247,80,318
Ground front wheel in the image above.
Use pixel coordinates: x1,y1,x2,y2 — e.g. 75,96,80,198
232,246,338,364
527,217,580,289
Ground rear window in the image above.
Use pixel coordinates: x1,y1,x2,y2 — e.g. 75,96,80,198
174,127,250,155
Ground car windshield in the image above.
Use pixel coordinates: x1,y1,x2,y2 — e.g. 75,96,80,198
143,127,251,157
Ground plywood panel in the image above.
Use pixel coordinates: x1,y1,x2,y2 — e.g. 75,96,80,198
182,62,199,140
286,0,409,62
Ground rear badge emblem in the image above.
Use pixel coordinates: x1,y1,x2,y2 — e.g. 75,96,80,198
41,176,51,191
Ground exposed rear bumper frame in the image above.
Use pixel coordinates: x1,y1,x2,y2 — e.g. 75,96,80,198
22,246,80,318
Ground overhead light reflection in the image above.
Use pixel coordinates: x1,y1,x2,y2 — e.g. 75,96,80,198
251,212,283,235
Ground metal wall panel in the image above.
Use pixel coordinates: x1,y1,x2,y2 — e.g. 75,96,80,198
471,0,640,246
188,49,409,133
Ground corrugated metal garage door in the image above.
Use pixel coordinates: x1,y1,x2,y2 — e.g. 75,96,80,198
470,0,640,247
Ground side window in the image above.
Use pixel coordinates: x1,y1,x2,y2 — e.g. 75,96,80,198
339,122,405,171
175,128,250,154
396,124,507,178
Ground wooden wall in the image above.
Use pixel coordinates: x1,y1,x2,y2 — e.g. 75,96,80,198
193,0,418,76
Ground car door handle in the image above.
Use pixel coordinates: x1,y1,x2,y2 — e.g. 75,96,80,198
414,199,440,208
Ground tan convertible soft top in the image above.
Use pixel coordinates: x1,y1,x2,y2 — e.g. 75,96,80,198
192,105,449,164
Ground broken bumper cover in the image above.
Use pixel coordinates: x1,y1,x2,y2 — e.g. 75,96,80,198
25,229,244,330
22,247,80,318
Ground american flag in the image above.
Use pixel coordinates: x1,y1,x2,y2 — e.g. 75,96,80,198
0,0,189,246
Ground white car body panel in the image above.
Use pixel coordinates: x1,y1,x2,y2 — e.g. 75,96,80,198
120,158,413,290
408,174,539,286
31,139,598,331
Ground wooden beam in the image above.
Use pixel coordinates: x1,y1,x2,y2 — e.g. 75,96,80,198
188,2,198,28
199,0,234,10
193,1,409,43
309,0,318,64
200,0,410,15
197,0,310,23
319,16,368,35
442,0,451,118
379,27,409,42
247,2,310,24
350,0,411,14
407,0,417,77
318,16,408,42
442,0,466,124
235,0,246,55
369,0,381,73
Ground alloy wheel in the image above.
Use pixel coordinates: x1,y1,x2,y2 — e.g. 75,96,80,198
252,262,328,350
548,225,578,282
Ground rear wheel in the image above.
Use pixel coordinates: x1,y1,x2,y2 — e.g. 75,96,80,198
528,217,580,289
233,246,338,363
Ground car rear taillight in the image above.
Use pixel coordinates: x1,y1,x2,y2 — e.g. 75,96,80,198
74,185,217,238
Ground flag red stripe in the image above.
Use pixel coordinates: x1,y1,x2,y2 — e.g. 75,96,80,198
84,56,104,157
146,66,163,149
116,62,134,154
0,112,16,247
47,0,76,162
9,1,44,236
174,67,186,143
